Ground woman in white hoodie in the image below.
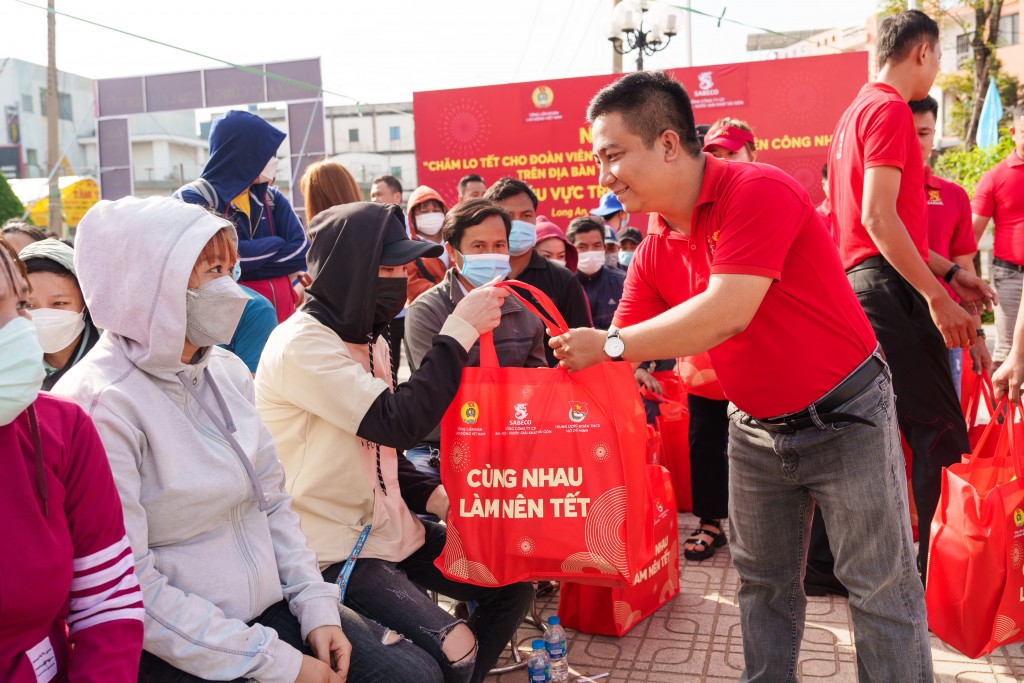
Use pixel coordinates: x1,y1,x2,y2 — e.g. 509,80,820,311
54,196,443,682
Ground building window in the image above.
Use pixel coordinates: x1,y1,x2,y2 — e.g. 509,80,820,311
348,128,359,143
999,13,1019,46
390,166,402,179
21,94,33,113
389,125,401,142
26,148,37,167
39,89,73,121
956,33,972,69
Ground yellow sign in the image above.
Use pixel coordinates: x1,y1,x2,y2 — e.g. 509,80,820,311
28,177,99,228
460,401,479,424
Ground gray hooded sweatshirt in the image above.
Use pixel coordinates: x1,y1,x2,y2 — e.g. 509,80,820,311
53,196,340,682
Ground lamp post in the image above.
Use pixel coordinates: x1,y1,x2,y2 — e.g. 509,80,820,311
608,0,679,71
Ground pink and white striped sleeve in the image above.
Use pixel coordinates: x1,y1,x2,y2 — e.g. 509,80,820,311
62,406,144,682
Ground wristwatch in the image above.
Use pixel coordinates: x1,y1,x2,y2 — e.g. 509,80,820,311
604,329,625,361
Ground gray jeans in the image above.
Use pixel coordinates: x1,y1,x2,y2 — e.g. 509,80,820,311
992,263,1024,364
727,365,932,682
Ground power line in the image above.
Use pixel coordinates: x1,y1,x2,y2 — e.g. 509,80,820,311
12,0,415,117
666,2,846,54
514,0,547,80
542,0,583,76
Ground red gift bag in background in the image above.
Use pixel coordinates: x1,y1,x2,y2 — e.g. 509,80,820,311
643,375,693,512
963,369,996,449
926,400,1024,658
436,281,652,587
558,465,681,636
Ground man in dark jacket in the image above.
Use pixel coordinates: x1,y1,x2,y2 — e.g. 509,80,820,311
175,110,309,323
567,216,626,330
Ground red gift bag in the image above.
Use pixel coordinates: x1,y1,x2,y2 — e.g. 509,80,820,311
677,351,726,401
963,369,996,450
558,465,681,636
436,281,651,587
926,400,1024,658
643,377,693,512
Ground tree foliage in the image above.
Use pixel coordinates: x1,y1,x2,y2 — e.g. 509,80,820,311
934,126,1014,195
0,175,25,224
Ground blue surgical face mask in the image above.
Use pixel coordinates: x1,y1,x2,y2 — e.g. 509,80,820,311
0,316,45,426
458,252,512,288
618,250,634,267
508,220,537,256
231,262,242,282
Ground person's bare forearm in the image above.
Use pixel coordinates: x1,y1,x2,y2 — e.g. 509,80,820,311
866,215,948,304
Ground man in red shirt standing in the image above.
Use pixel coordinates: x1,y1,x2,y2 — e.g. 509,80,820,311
912,95,990,389
552,70,932,682
972,103,1024,369
827,10,993,584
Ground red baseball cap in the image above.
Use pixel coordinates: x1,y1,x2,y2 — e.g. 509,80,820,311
701,125,755,153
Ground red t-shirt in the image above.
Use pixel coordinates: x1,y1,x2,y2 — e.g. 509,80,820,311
971,151,1024,264
614,155,877,419
925,168,976,299
828,82,928,270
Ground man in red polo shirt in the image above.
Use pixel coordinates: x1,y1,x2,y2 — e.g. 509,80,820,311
912,95,989,390
972,103,1024,368
551,70,932,682
827,10,994,585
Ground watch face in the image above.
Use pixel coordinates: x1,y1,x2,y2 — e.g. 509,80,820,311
604,335,625,358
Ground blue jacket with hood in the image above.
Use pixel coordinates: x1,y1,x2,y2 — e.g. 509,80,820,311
175,110,309,281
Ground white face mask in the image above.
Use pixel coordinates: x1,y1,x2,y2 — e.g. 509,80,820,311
549,258,567,269
185,276,249,348
30,308,86,354
0,316,45,426
577,250,605,275
259,157,279,184
415,212,444,236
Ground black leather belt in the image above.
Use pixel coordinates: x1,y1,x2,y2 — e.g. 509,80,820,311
993,257,1024,273
846,255,889,274
751,353,886,434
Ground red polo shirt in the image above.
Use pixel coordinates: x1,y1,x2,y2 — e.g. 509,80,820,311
972,150,1024,265
614,155,877,419
828,82,928,270
925,167,976,299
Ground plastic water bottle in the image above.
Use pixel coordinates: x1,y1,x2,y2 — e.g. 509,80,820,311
544,616,569,682
527,639,550,682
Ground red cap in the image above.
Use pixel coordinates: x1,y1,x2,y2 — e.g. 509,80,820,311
702,125,755,153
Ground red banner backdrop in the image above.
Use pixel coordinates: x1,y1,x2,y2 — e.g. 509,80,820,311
413,52,868,227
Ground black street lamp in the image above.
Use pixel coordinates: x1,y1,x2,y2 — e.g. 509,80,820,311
608,0,679,71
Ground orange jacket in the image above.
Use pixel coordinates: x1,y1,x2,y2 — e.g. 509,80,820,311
405,185,449,302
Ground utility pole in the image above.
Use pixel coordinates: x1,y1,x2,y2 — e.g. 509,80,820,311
46,0,62,237
612,0,623,74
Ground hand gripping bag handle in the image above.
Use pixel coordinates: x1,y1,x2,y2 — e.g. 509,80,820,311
478,279,571,368
1005,400,1024,481
966,397,1011,466
966,368,996,430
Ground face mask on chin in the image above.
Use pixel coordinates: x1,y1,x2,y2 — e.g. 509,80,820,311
0,316,45,426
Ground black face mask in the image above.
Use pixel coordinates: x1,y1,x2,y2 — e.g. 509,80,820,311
374,277,407,326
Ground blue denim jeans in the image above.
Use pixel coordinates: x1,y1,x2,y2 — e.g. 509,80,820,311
406,444,441,480
949,347,963,401
727,364,932,682
324,520,534,683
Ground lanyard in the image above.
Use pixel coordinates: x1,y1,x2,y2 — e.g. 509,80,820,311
336,524,372,604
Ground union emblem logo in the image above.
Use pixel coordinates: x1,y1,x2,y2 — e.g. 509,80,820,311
460,402,479,424
569,400,589,423
531,86,554,109
1014,508,1024,527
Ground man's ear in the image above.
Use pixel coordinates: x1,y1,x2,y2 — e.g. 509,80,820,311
445,242,459,265
661,129,681,162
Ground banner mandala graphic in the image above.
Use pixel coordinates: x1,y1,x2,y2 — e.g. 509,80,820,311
515,536,536,556
994,615,1020,643
448,438,471,473
592,442,612,463
585,486,629,573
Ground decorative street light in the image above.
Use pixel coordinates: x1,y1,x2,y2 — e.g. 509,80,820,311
608,0,680,71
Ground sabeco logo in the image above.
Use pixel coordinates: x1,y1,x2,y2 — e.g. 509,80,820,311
532,86,554,109
509,402,532,426
460,402,479,424
569,400,589,423
514,403,529,420
694,71,719,97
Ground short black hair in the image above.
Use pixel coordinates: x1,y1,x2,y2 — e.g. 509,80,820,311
442,199,512,250
876,9,939,68
1,220,48,243
909,95,939,118
587,71,702,156
371,174,403,195
821,163,828,181
566,216,605,243
458,174,485,193
484,177,538,210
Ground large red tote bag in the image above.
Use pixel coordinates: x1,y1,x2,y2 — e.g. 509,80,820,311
435,281,651,587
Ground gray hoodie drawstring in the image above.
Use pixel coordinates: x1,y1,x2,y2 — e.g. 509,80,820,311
177,369,269,512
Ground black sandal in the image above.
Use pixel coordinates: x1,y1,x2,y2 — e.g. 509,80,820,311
683,519,727,561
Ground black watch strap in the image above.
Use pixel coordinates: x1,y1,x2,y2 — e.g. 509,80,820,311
943,264,962,283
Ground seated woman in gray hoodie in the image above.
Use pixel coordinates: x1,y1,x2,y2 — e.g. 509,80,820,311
54,196,441,683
